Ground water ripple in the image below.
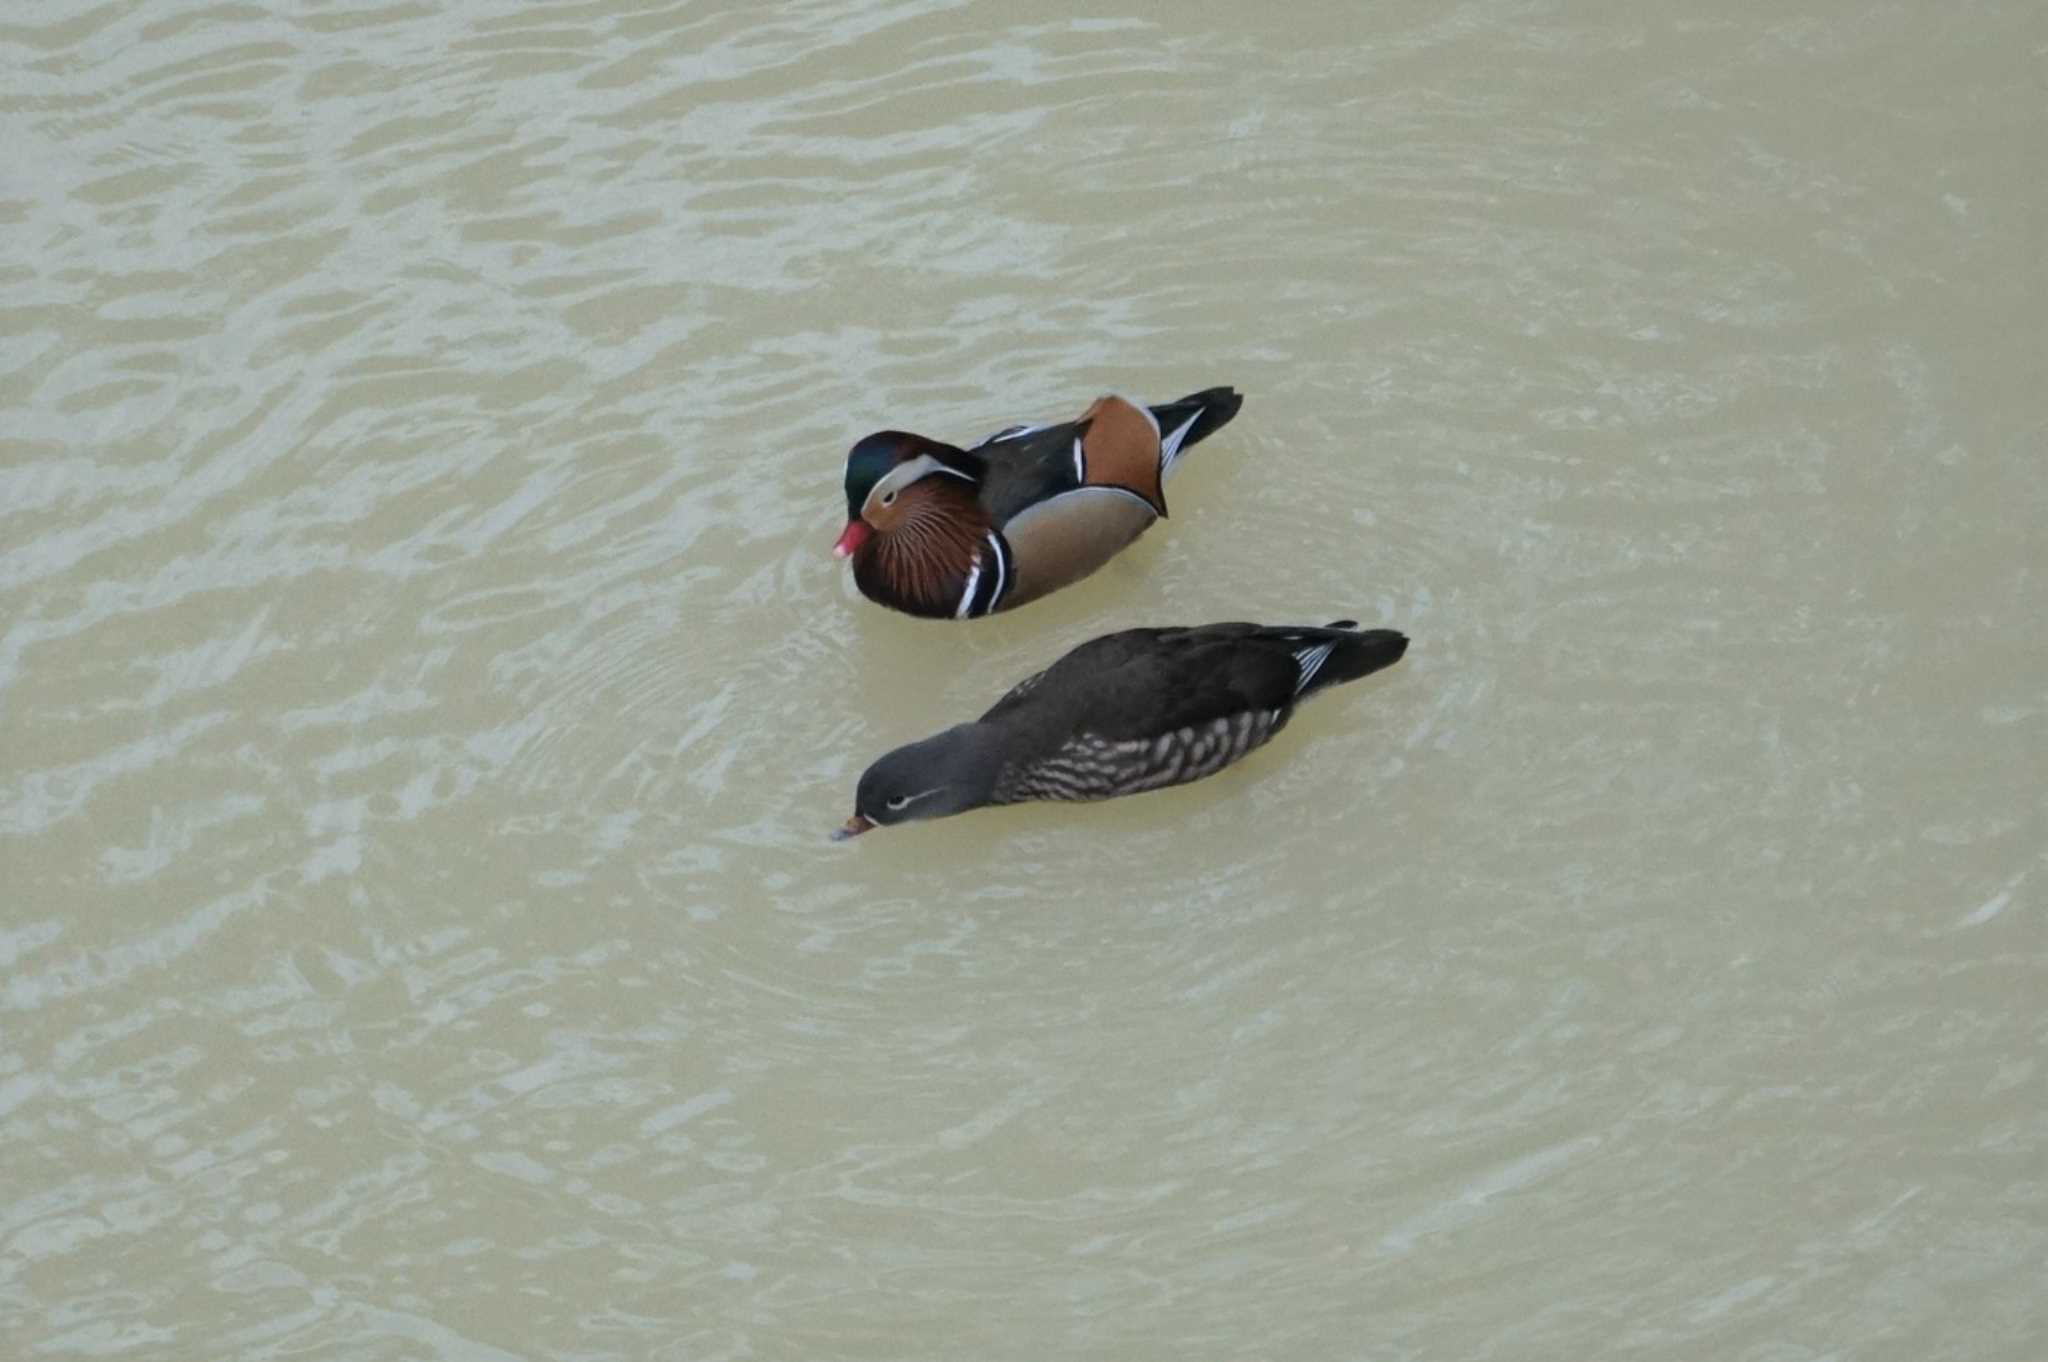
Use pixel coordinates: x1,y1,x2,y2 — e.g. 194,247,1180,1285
1,1,2042,1357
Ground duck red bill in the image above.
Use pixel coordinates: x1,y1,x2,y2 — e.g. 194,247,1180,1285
832,521,871,558
831,813,875,841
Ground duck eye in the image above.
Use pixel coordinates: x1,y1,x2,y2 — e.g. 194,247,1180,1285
885,794,912,811
880,490,897,507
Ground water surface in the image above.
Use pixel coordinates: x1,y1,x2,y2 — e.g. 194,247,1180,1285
2,2,2043,1358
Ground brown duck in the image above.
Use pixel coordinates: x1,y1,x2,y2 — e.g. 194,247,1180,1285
834,620,1408,838
831,387,1244,619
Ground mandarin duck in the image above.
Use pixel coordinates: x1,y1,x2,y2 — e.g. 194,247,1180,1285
833,620,1407,838
832,386,1244,619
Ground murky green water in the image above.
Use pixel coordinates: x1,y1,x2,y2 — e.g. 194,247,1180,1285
2,3,2042,1358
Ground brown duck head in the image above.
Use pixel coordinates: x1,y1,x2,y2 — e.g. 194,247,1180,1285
834,432,993,618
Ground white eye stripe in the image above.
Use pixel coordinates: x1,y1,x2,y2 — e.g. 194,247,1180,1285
885,787,941,812
870,454,977,514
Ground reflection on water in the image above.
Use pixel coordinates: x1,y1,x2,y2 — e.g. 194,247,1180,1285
2,1,2042,1357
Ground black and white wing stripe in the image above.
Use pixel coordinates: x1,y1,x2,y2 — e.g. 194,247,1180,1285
1156,408,1205,479
954,532,1014,618
1292,640,1340,694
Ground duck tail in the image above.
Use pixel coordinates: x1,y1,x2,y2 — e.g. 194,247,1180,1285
1291,623,1409,697
1149,386,1244,478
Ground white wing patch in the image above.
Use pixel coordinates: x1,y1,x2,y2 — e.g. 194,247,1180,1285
1293,640,1338,693
1158,410,1204,479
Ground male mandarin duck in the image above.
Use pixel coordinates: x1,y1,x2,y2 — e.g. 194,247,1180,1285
832,386,1244,619
833,619,1408,838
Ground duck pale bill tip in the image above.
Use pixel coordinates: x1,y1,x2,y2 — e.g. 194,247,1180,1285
831,812,875,841
832,521,871,558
